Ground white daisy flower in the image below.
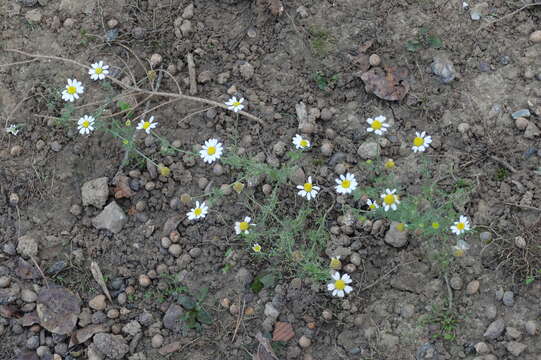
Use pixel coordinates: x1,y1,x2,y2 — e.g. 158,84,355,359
252,243,262,253
366,199,379,210
366,115,390,135
235,216,255,235
411,131,432,153
450,215,471,236
199,138,224,164
62,79,84,102
380,188,400,211
136,116,158,134
327,272,353,298
77,115,95,135
186,201,208,221
88,61,110,80
452,239,470,257
225,97,245,112
292,134,310,150
297,176,320,200
5,124,19,136
335,173,358,195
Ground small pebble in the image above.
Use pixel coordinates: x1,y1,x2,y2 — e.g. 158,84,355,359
150,53,162,67
107,309,120,319
466,280,480,295
502,291,514,306
220,298,231,308
168,244,182,257
511,109,530,119
161,237,171,248
138,275,151,287
529,30,541,43
321,142,333,156
525,320,538,336
458,123,470,134
298,335,311,348
515,117,529,130
369,54,381,66
322,310,332,320
107,18,119,28
151,334,164,348
450,276,463,290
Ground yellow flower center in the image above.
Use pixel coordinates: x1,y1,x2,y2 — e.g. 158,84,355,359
122,140,129,145
330,258,341,269
194,208,203,216
253,245,261,252
207,146,216,155
334,279,346,291
232,101,241,107
432,222,440,229
384,194,395,205
300,139,309,148
371,120,382,130
303,183,313,192
456,222,465,230
67,86,77,95
341,180,351,189
143,121,151,129
395,223,406,232
82,120,90,128
369,203,376,209
454,249,465,257
239,222,249,231
95,68,103,74
413,137,424,147
385,160,395,168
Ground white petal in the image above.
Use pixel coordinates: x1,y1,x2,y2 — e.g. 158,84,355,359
327,283,335,291
344,286,353,294
331,272,340,280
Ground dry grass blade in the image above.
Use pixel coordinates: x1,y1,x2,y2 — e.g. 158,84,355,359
90,261,113,302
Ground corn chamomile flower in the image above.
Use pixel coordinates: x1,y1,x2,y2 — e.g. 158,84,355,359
366,199,379,210
297,176,320,200
77,115,95,135
335,173,358,195
199,138,223,164
88,61,110,80
235,216,255,235
380,188,400,211
5,124,19,136
186,201,208,220
225,96,245,112
452,239,470,257
450,215,470,235
327,272,353,298
411,131,432,153
292,134,310,150
136,116,158,134
252,243,262,253
366,115,390,135
329,256,342,270
62,79,84,102
432,222,440,230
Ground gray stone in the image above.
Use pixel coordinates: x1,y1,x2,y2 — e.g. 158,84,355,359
93,333,129,359
21,289,37,303
239,62,254,80
89,295,106,311
26,335,39,350
484,319,505,339
505,341,527,356
502,291,514,306
525,320,538,336
511,109,531,119
81,177,109,209
380,333,399,350
182,3,194,18
524,122,540,139
17,235,39,258
506,326,521,340
180,20,192,36
384,221,408,248
288,167,305,186
92,201,127,233
416,342,439,360
264,303,279,319
466,280,480,295
3,242,16,256
163,304,184,332
432,56,456,83
357,142,380,159
122,320,141,336
449,276,463,290
474,342,489,354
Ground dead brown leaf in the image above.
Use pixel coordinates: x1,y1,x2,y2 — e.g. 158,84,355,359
113,175,134,199
272,322,295,342
36,285,81,335
360,66,410,101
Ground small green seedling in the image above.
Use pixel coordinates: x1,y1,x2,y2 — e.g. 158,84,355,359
177,287,212,330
